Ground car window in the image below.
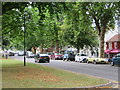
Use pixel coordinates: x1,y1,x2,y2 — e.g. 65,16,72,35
48,53,51,55
36,54,40,57
81,54,87,56
117,56,120,58
117,55,120,57
47,52,54,55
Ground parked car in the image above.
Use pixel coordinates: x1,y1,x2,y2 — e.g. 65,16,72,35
54,53,63,60
34,54,50,63
86,57,109,64
47,52,54,59
75,53,88,63
15,50,20,54
18,51,25,56
63,53,69,60
111,53,120,66
9,52,15,56
67,52,75,61
26,51,35,58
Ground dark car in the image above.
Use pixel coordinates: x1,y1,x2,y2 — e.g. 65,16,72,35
111,53,120,66
67,52,75,61
9,52,15,56
34,54,50,63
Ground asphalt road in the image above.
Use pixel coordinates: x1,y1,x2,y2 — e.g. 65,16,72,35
10,56,119,82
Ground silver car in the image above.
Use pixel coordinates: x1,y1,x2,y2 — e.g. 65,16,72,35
26,51,35,58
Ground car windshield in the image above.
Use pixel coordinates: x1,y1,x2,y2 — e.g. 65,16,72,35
20,51,24,53
29,52,33,54
47,52,54,55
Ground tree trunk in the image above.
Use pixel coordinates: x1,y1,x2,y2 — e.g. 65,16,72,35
99,28,106,58
31,46,36,54
2,34,4,51
77,47,79,53
41,44,44,53
56,40,59,53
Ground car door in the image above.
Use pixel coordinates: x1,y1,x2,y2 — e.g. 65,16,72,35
75,54,79,61
114,56,120,64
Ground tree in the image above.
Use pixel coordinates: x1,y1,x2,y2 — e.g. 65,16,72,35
61,2,98,53
36,2,66,53
80,2,119,57
2,2,29,15
2,2,29,50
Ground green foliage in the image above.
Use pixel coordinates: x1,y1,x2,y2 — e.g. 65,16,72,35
2,2,119,54
60,2,98,52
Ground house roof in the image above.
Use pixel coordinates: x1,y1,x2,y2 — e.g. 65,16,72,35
106,34,120,42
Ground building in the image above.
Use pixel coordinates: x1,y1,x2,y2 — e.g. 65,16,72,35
105,34,120,58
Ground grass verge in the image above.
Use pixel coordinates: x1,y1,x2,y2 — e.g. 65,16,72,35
1,58,109,88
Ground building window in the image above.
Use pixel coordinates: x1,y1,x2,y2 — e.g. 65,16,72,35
114,42,117,49
109,42,112,49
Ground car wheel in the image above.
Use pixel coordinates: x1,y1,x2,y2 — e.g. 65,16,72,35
80,61,82,63
111,62,114,66
37,60,40,63
47,60,50,63
93,61,97,64
87,60,89,64
75,60,77,62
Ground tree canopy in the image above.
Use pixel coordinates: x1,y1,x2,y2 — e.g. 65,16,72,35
2,2,119,57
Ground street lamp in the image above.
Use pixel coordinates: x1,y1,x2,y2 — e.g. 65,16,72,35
23,11,27,66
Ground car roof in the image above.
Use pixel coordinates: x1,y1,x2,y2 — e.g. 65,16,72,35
40,54,48,56
76,53,86,54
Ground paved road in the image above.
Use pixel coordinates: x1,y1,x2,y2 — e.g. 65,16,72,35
10,56,119,82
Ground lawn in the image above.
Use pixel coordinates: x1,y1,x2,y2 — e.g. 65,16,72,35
1,58,109,88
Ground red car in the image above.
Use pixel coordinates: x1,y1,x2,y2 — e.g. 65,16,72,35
54,53,63,60
50,53,63,60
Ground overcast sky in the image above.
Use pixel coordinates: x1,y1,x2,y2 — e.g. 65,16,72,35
105,26,119,42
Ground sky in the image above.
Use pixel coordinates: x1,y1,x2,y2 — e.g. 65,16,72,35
105,21,119,42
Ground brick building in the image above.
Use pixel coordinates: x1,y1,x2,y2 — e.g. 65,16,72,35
105,34,120,58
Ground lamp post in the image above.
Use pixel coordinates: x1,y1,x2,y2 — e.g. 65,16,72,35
23,11,27,66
